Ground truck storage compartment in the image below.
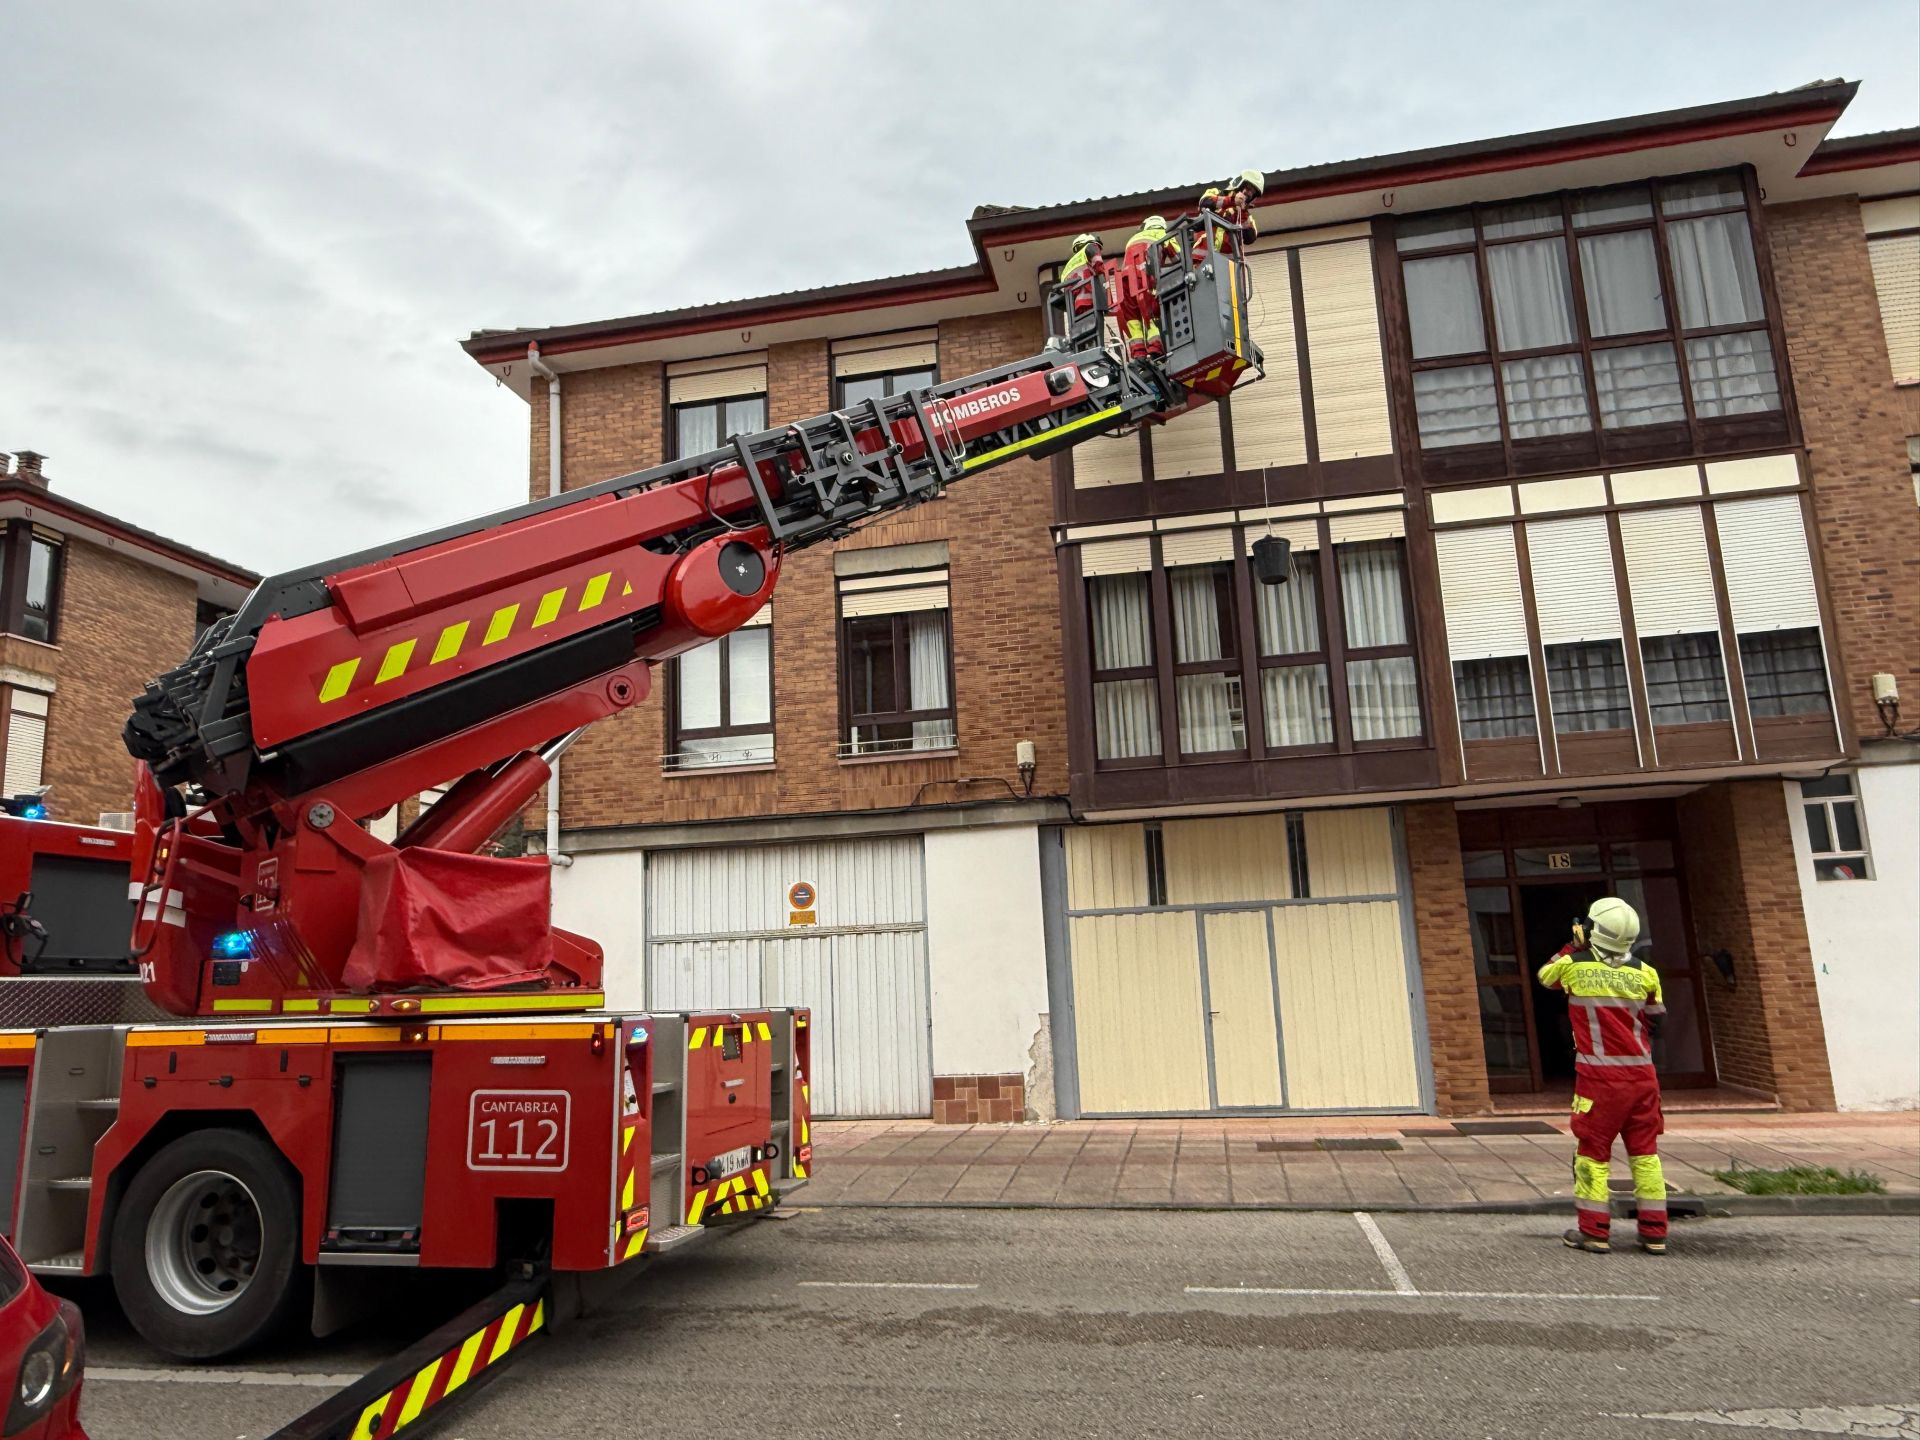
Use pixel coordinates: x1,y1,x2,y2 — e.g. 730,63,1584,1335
325,1052,432,1253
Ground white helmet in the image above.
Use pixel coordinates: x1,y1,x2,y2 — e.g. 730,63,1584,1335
1236,168,1265,195
1072,232,1099,250
1585,896,1641,961
1143,214,1167,231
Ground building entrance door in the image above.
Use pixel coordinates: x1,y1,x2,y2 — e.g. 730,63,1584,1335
1458,801,1716,1096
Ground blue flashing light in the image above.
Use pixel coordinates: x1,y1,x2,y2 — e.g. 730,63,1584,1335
212,930,253,959
17,804,46,821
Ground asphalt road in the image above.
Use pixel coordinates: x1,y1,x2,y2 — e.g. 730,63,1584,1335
65,1208,1920,1439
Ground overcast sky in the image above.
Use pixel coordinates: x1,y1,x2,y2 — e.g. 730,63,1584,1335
4,3,1916,576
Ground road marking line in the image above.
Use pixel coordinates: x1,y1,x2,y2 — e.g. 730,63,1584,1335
1185,1286,1659,1302
87,1366,359,1388
1353,1210,1417,1295
796,1281,979,1291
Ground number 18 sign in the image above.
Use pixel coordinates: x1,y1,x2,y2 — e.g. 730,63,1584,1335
467,1090,571,1172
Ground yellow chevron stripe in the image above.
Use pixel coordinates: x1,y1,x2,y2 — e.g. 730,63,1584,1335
741,1024,753,1045
622,1125,635,1155
397,1356,440,1428
375,638,416,684
752,1168,770,1198
444,1328,487,1395
318,658,360,703
579,572,611,610
488,1304,524,1365
351,1394,391,1440
623,1229,647,1261
432,620,470,663
756,1021,772,1041
530,1299,545,1334
622,581,633,596
484,603,520,645
792,1159,807,1179
621,1169,635,1211
689,1026,708,1051
532,586,567,627
688,1188,709,1225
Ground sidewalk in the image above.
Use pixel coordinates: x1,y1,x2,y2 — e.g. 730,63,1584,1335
807,1111,1920,1213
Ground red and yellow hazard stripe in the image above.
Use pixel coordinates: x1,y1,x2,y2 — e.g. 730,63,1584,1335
687,1020,773,1050
349,1294,544,1439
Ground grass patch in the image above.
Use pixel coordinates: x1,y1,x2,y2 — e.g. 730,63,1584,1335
1711,1161,1886,1196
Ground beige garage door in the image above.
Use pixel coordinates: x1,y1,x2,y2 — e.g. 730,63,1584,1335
1062,810,1425,1115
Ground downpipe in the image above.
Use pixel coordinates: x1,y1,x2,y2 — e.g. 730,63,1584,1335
526,343,572,868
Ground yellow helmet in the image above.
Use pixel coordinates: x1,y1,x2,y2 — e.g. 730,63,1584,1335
1236,168,1265,195
1585,896,1641,961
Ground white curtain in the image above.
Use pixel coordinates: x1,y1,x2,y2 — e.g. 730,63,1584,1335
675,405,718,457
1640,632,1730,725
1404,253,1485,359
1337,542,1409,649
1347,657,1421,741
1547,641,1631,733
1177,674,1244,754
1090,576,1159,760
1413,364,1500,448
1686,332,1780,416
1453,656,1537,739
1263,665,1331,747
1666,214,1764,329
907,611,952,748
728,628,771,726
725,397,767,436
1502,354,1590,437
677,641,722,729
1578,230,1665,337
1254,554,1320,655
1169,566,1227,663
1592,342,1686,429
1486,238,1576,350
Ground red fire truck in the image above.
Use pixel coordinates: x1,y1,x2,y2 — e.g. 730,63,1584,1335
0,210,1260,1404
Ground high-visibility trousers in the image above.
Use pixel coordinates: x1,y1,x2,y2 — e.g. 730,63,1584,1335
1569,1072,1667,1244
1116,248,1162,356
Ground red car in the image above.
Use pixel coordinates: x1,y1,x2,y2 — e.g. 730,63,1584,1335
0,1239,83,1439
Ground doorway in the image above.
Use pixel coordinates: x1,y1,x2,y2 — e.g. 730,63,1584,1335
1458,801,1716,1097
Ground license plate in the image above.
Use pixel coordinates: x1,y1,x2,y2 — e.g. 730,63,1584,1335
708,1145,751,1179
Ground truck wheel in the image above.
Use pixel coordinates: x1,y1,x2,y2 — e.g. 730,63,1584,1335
110,1128,306,1360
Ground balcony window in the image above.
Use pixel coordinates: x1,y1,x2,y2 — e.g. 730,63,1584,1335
1546,640,1633,733
1168,563,1244,756
1738,628,1831,718
1454,656,1537,739
1337,540,1421,742
1089,573,1161,762
1254,549,1332,748
667,622,774,771
1640,632,1731,725
841,609,955,755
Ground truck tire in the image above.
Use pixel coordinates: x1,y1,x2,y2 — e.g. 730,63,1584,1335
109,1127,307,1360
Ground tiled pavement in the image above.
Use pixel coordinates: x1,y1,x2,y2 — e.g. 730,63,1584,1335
805,1111,1920,1209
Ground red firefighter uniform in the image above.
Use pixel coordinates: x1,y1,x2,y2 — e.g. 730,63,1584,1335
1537,895,1669,1254
1060,233,1108,321
1194,168,1264,261
1115,215,1180,359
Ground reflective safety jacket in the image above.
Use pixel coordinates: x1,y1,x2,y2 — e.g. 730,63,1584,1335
1060,242,1104,313
1537,947,1665,1075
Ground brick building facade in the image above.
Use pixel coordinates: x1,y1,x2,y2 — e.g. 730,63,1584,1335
0,453,254,826
464,81,1919,1120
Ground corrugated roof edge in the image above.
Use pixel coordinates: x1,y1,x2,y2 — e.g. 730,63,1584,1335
462,78,1862,366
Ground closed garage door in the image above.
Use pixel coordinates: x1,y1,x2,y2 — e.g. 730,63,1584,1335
1062,809,1425,1115
646,834,931,1118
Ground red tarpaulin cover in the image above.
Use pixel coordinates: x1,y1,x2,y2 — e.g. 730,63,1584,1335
343,846,556,991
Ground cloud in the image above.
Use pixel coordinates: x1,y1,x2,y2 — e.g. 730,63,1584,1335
2,1,1915,575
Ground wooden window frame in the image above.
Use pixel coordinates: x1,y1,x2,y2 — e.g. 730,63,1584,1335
1252,548,1337,756
1086,571,1163,769
0,522,64,646
664,627,775,772
1799,773,1873,881
835,364,938,411
1394,167,1790,478
837,606,957,757
1164,558,1248,761
668,392,768,462
1085,520,1425,772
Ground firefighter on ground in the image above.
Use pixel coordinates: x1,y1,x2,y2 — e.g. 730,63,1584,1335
1537,896,1670,1254
1059,232,1108,343
1115,215,1180,359
1195,168,1264,259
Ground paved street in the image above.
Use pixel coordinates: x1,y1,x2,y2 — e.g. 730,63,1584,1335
70,1208,1919,1439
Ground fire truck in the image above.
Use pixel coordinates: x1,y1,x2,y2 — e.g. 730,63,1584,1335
0,210,1260,1388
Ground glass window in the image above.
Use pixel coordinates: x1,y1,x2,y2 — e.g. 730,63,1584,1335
1579,230,1666,337
1169,563,1244,755
1666,214,1765,329
1800,773,1871,880
838,367,935,409
1462,849,1508,880
673,395,767,459
1089,574,1160,762
1659,174,1746,215
1396,210,1475,252
668,627,774,770
1592,342,1687,429
842,609,954,755
1405,254,1486,359
1481,199,1562,239
1255,550,1331,749
1686,332,1781,417
1546,640,1632,733
1338,540,1419,742
1348,657,1420,742
1478,984,1532,1081
1502,354,1591,438
20,537,61,645
1739,628,1831,718
1454,656,1537,739
1573,186,1654,228
1469,886,1521,975
1487,238,1577,351
1640,632,1731,725
1413,365,1501,448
